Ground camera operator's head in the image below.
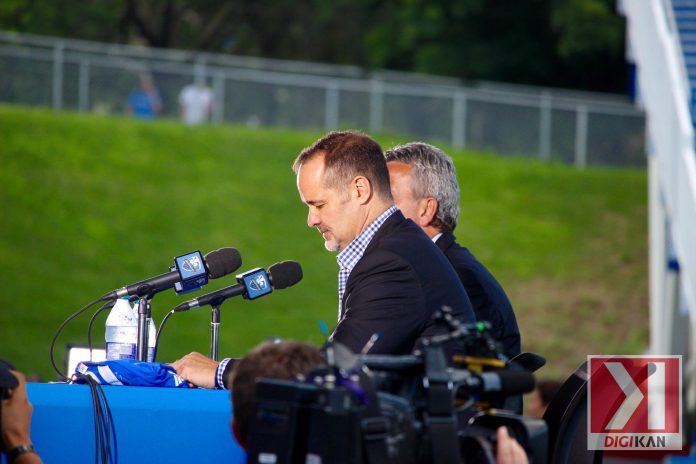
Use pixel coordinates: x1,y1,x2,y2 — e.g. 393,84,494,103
227,340,326,449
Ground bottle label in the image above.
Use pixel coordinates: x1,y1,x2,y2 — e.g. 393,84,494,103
106,342,136,360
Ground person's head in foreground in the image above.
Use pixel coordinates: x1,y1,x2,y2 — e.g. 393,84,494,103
228,340,325,449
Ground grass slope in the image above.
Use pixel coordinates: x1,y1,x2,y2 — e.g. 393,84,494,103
0,105,648,381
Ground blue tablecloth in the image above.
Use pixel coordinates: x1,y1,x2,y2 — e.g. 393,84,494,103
25,382,246,463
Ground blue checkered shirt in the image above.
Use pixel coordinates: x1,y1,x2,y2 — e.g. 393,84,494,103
336,206,397,321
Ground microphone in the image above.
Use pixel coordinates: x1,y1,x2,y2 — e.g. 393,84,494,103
102,247,242,300
453,369,535,396
173,260,303,312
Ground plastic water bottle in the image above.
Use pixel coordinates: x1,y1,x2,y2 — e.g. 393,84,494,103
147,317,157,362
105,297,137,360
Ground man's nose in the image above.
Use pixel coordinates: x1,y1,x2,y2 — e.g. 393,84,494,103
307,210,319,228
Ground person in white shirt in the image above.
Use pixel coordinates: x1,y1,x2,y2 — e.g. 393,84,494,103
178,79,213,125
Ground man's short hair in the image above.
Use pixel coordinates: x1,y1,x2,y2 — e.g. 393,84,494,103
384,142,460,232
228,340,325,447
292,130,393,200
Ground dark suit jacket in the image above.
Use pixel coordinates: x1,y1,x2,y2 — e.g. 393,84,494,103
332,211,475,356
435,231,521,359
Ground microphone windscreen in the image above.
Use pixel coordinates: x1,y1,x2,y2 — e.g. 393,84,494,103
268,261,303,289
205,247,242,278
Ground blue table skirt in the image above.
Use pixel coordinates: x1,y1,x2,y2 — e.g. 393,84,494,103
25,382,246,463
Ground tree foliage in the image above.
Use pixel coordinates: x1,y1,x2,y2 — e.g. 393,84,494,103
0,0,627,93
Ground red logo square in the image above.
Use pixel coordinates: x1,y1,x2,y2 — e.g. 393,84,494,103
587,355,682,450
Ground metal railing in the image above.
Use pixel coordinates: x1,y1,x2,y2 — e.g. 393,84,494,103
623,0,696,371
0,30,646,168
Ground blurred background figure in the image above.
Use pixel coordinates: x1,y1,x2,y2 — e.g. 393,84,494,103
125,72,162,120
178,78,213,125
527,378,562,419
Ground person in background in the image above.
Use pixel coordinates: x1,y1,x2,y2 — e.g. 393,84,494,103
527,378,563,418
125,73,162,120
385,142,521,360
178,78,213,125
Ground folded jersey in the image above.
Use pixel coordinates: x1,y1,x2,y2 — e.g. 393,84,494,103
74,360,190,388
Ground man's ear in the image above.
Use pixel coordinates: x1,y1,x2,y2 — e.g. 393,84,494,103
352,176,373,204
418,197,438,227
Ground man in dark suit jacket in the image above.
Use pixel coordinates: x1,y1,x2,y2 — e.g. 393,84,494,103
171,131,475,388
332,209,475,355
385,142,521,360
294,131,475,356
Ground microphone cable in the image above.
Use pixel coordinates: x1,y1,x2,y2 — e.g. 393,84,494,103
151,309,176,363
72,372,117,463
50,296,108,381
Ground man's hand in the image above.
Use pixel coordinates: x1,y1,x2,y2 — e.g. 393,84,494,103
170,352,219,389
496,426,528,464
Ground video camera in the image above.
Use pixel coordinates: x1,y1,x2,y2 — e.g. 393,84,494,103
245,308,548,464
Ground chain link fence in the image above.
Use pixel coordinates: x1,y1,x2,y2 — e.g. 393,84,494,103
0,31,645,168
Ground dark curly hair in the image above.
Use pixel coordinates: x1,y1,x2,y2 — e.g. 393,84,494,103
228,340,325,448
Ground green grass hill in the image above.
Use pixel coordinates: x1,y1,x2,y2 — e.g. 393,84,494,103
0,105,648,381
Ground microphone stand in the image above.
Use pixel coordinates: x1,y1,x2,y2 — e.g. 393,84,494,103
136,296,153,361
209,303,222,361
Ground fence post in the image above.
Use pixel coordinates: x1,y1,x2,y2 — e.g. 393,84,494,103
538,91,552,161
52,42,64,111
369,78,384,134
194,58,207,83
213,71,225,123
325,81,340,130
78,58,90,113
574,105,589,168
451,91,467,149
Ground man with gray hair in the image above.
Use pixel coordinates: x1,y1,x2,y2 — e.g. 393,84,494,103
385,143,520,359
